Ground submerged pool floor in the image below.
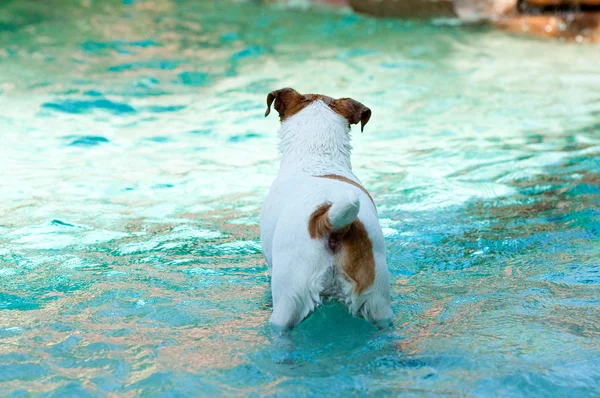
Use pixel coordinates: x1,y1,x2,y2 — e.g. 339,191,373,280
1,0,600,396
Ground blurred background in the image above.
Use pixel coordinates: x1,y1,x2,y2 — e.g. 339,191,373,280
1,0,599,396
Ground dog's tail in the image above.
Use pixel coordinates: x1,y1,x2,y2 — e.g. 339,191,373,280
308,191,360,239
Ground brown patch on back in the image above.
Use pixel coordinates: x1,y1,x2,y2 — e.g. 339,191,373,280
308,202,376,295
338,219,375,294
308,203,333,239
318,174,375,206
265,88,372,131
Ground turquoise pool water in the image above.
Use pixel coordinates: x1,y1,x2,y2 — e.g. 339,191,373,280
1,0,600,396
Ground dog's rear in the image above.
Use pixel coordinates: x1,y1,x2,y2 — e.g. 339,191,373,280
308,192,375,296
265,180,392,330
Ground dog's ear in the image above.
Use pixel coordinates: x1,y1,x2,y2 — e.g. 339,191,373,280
265,88,304,120
332,98,371,132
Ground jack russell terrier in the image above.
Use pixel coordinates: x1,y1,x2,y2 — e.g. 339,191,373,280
260,88,393,331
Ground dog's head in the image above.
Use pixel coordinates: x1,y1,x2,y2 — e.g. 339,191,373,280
264,88,371,132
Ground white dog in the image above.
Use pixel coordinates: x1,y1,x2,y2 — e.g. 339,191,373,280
260,88,393,331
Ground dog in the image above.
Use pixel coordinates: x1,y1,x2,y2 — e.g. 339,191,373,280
260,88,393,331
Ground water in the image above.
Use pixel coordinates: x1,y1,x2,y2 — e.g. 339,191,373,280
1,0,600,396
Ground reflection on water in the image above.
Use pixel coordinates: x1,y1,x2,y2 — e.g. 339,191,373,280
1,0,599,395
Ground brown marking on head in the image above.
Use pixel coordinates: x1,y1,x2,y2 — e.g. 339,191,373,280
318,174,375,206
308,201,376,295
329,98,372,133
265,88,307,121
265,88,372,132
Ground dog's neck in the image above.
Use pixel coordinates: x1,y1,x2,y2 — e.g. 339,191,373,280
277,101,353,176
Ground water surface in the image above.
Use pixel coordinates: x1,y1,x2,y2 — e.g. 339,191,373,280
1,0,600,396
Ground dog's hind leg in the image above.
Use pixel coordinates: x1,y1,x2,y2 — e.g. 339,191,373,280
359,253,393,329
269,226,330,330
270,256,328,330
